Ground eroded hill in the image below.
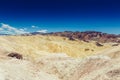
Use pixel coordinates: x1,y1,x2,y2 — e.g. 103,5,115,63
0,35,120,80
0,35,112,59
45,31,120,43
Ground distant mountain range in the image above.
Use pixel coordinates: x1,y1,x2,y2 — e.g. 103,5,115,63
1,31,120,43
46,31,120,43
28,31,120,43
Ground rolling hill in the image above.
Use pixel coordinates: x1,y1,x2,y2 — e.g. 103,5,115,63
0,33,120,80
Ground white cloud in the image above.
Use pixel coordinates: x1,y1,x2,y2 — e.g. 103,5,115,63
0,28,3,31
0,23,29,35
37,29,48,33
0,23,48,35
19,29,25,31
31,25,38,28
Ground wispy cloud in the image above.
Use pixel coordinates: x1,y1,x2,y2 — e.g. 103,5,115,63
0,28,3,31
0,23,48,35
37,29,48,33
31,25,38,28
0,23,29,34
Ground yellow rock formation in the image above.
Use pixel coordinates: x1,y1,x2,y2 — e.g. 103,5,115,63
0,35,111,60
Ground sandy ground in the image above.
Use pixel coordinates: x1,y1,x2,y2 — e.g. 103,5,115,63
0,51,120,80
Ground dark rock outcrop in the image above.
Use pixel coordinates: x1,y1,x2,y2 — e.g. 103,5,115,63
69,37,75,41
8,52,23,59
21,31,120,43
96,42,103,47
46,31,120,43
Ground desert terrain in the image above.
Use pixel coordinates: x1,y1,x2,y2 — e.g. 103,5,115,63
0,33,120,80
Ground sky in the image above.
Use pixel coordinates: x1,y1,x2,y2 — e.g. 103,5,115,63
0,0,120,34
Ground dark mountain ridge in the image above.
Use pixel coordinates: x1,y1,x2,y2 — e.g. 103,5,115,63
46,31,120,43
1,31,120,43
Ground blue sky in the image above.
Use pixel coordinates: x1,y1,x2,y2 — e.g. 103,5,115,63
0,0,120,34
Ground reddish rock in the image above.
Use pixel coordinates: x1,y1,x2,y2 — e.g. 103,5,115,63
46,31,120,43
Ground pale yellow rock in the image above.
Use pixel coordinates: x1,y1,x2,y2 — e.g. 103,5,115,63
0,35,111,59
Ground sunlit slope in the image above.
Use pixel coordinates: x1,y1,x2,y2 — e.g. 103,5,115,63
0,35,111,59
95,45,120,59
0,35,120,80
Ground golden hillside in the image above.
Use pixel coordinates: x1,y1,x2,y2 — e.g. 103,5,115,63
0,35,111,60
0,35,120,80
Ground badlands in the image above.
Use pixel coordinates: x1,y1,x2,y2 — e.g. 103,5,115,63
0,34,120,80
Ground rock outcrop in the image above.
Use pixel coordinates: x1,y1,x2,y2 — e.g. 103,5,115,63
46,31,120,43
8,52,23,59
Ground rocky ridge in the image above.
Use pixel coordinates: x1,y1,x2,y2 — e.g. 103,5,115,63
47,31,120,43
